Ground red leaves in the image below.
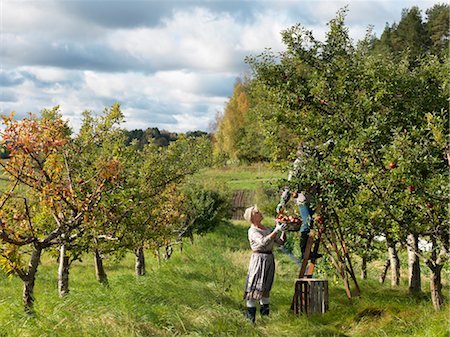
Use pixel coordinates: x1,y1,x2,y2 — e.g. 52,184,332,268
1,116,69,159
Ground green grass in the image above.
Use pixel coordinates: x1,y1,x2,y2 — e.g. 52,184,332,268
0,164,448,336
195,163,285,190
0,220,448,337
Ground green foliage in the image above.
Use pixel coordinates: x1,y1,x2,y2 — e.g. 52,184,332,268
213,79,270,164
180,179,231,236
426,3,450,56
0,103,220,310
125,134,215,254
245,6,449,308
372,4,449,60
125,127,209,149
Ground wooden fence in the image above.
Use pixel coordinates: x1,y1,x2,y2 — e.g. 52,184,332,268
231,189,255,220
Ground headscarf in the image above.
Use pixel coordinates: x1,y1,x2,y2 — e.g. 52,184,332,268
244,205,260,223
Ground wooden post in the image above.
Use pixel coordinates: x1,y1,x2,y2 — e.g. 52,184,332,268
293,279,328,315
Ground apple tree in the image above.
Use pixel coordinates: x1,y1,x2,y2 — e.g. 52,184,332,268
0,107,120,312
245,8,448,309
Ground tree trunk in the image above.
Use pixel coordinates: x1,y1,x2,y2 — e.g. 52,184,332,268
135,246,146,276
407,233,421,294
430,264,444,311
426,240,445,311
387,239,400,287
23,245,42,314
164,245,173,260
361,256,367,280
94,249,108,285
379,257,390,284
156,247,161,267
58,244,70,297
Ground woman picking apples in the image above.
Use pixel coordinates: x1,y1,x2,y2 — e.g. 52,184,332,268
242,205,287,323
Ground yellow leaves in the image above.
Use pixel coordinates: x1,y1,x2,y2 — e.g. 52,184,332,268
0,244,24,275
43,153,65,179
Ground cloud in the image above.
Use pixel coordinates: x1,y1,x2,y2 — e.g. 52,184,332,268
56,0,261,29
2,0,443,133
0,70,25,87
0,91,18,103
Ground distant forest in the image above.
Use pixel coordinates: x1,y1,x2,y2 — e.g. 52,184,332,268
125,127,210,148
0,128,210,159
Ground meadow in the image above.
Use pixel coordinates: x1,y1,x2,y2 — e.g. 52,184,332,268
0,165,448,336
0,221,448,337
195,163,285,190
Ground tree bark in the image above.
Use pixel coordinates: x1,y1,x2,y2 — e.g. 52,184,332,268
426,241,445,311
407,233,421,294
361,256,367,279
23,245,42,314
164,245,173,260
94,249,108,285
135,246,146,276
58,244,70,297
379,257,390,284
156,247,161,267
430,264,444,311
387,239,400,287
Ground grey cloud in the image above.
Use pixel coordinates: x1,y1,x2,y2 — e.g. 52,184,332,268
130,110,178,125
57,0,260,29
4,37,147,73
57,1,171,28
196,75,237,97
126,97,156,110
0,71,25,87
4,33,248,75
0,91,18,103
19,71,85,90
124,98,180,122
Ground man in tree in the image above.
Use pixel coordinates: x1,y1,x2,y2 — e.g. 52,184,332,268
276,140,334,259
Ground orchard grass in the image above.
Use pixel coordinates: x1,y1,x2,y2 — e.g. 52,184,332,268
196,163,285,190
0,220,448,337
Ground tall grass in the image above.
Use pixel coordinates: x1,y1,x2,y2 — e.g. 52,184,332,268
195,163,285,190
0,220,447,336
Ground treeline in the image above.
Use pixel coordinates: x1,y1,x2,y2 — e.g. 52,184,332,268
213,4,448,311
0,105,229,313
125,127,209,148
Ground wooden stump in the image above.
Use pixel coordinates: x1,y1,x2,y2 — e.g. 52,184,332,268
293,278,328,315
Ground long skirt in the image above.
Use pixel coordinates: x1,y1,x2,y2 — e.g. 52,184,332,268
243,252,275,300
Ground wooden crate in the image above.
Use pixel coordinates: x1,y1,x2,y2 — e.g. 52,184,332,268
293,278,328,315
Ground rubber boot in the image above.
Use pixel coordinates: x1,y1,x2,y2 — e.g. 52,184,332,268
246,307,256,323
260,304,270,316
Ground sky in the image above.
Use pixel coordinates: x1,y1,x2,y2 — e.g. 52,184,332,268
0,0,444,133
